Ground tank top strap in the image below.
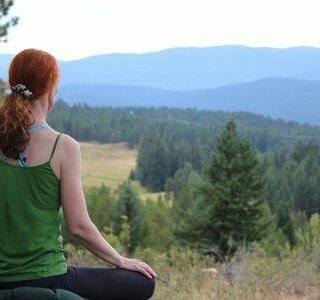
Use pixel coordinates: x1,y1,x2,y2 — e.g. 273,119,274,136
49,133,63,161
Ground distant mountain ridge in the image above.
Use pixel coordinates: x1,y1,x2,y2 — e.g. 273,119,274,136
59,46,320,90
2,46,320,89
1,46,320,125
57,78,320,125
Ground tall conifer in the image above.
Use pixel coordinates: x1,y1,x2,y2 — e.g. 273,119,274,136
196,120,270,259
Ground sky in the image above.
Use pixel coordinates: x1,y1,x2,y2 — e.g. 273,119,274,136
1,0,320,60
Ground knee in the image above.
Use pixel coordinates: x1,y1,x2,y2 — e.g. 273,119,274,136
142,276,155,300
119,269,156,300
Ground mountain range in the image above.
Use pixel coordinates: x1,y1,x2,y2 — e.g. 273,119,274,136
1,46,320,125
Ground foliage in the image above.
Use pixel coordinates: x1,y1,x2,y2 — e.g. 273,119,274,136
139,196,175,251
0,0,18,42
48,100,320,194
50,101,320,298
260,142,320,247
136,132,173,192
59,137,320,300
114,180,143,254
48,100,320,155
85,184,116,231
296,213,320,255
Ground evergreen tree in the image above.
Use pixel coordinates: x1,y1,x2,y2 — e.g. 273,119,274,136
85,184,116,231
189,120,270,260
139,196,175,251
136,132,171,192
167,164,204,247
114,180,142,254
0,0,18,42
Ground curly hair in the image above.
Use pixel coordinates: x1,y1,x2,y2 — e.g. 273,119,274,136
0,49,59,159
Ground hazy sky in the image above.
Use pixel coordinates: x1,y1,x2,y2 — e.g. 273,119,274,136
1,0,320,60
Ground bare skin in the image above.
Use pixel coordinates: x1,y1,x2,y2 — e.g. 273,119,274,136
0,89,157,279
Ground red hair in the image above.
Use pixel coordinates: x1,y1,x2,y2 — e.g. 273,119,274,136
0,49,59,159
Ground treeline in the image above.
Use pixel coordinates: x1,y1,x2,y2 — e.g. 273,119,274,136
49,100,320,192
49,100,320,152
261,142,320,246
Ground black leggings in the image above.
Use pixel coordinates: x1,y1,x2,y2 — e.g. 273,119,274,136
0,266,156,300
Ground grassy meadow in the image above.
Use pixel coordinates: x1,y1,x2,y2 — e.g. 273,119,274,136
80,142,136,190
80,142,163,201
74,142,320,299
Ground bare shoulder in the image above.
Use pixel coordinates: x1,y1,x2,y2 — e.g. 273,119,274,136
59,134,81,155
60,134,80,151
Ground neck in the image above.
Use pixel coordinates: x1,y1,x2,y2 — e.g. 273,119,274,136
29,94,49,124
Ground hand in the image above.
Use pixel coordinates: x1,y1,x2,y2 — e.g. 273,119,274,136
119,256,158,279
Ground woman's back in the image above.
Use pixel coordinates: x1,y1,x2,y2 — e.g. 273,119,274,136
0,130,67,282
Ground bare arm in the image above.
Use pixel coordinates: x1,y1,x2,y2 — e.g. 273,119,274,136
59,135,157,278
60,136,122,266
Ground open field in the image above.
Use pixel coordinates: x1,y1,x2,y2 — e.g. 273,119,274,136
80,141,163,201
80,142,136,190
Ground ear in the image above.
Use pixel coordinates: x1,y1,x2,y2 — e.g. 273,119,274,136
47,89,56,113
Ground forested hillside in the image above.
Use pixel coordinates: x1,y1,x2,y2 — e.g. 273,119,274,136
49,100,320,149
49,100,320,239
47,101,320,298
57,78,320,125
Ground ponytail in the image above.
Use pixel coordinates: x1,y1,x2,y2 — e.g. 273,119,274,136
0,93,35,159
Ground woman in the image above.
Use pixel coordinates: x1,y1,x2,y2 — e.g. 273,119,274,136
0,49,157,300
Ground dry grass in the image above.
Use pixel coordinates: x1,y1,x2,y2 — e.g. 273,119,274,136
80,142,136,190
66,244,320,300
80,141,162,200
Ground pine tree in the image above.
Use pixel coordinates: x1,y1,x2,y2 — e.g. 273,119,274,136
136,132,171,192
85,184,116,231
193,120,270,260
139,196,175,251
0,0,18,42
114,180,142,254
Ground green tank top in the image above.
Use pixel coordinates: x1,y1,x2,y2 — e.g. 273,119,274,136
0,133,67,282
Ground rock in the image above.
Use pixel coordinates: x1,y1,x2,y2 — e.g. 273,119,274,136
201,268,219,279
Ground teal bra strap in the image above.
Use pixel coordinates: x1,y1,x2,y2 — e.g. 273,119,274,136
16,123,52,167
28,123,51,133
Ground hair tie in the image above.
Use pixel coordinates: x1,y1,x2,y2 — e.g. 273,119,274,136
10,84,34,100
